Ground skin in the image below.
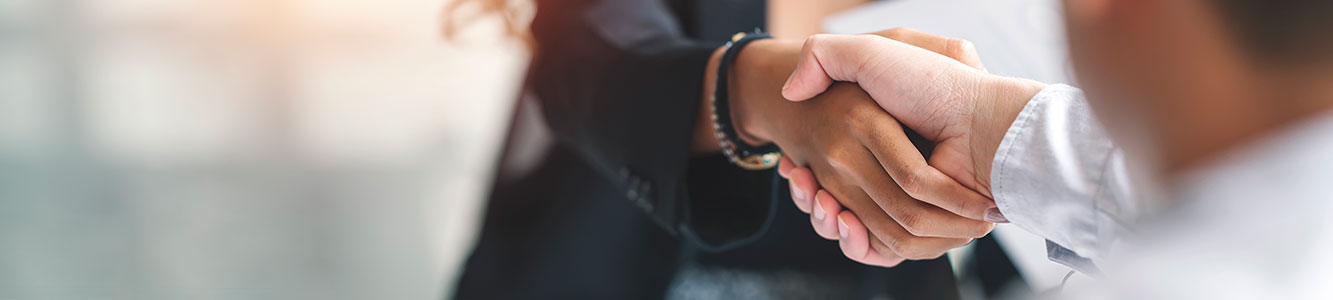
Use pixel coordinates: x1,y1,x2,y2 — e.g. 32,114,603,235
690,29,1001,266
776,32,1040,264
683,3,998,267
782,33,1043,197
782,0,1333,267
767,0,870,39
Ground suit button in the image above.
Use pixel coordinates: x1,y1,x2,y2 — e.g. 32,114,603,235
626,176,642,200
637,197,653,210
638,183,652,197
636,183,653,210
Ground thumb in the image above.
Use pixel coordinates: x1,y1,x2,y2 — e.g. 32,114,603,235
781,34,870,102
781,35,834,101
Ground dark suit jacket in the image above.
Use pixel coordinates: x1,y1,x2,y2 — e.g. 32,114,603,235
452,0,968,298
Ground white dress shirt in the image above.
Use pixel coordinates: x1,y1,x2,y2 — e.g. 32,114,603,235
990,84,1333,299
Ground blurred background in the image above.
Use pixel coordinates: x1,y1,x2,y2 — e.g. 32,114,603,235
0,0,528,298
0,0,1080,298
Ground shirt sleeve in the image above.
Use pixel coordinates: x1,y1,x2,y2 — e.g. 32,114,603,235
526,0,777,250
989,84,1141,273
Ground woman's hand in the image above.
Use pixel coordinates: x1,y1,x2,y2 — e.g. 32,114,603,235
762,83,992,264
721,33,996,266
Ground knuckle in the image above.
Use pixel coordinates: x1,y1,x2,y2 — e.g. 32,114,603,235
944,38,965,55
847,103,871,118
896,167,928,197
886,236,915,257
825,145,858,171
870,240,894,257
897,212,931,237
805,34,830,48
972,221,997,238
885,27,916,38
882,27,905,39
846,107,881,133
945,38,976,58
962,39,978,55
849,102,884,120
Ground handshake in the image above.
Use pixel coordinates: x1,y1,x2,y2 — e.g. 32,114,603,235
723,28,1046,267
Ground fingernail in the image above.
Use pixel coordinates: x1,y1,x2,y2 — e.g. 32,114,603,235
781,71,798,97
984,207,1010,223
790,181,808,203
837,216,850,239
813,200,826,221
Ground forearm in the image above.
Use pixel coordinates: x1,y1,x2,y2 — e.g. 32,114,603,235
528,0,782,241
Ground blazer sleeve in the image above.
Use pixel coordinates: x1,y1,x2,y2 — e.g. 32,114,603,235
526,0,778,250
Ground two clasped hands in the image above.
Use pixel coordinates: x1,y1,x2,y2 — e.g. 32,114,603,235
720,28,1046,267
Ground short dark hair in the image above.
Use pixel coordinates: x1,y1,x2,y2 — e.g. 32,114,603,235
1214,0,1333,65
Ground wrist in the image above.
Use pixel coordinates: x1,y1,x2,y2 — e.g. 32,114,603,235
728,39,803,146
969,74,1047,188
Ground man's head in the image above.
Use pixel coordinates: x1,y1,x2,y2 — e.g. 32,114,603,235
1062,0,1333,175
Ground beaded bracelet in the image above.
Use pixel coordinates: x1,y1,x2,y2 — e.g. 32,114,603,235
712,30,782,170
